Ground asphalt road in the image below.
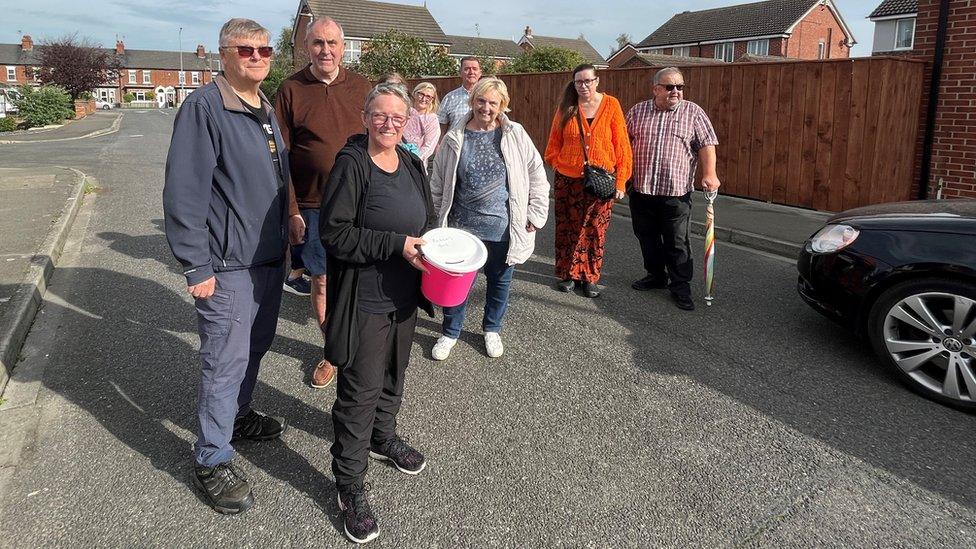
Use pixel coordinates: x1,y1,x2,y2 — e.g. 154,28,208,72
0,111,974,548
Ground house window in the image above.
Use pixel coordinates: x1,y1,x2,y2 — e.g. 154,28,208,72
747,39,769,56
5,66,15,81
178,71,186,85
714,42,734,62
342,39,362,63
135,91,146,101
128,70,137,84
191,71,200,85
673,46,690,57
817,41,826,59
142,70,151,84
895,18,915,49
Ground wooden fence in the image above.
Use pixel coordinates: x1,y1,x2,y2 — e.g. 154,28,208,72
408,57,924,211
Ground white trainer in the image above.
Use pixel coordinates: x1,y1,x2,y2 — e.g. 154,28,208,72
484,332,504,358
431,336,457,361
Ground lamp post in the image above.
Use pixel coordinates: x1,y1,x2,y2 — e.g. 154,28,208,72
179,27,184,106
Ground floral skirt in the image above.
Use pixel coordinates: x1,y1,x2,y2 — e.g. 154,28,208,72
553,173,615,284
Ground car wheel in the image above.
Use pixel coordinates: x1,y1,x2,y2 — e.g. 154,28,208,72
101,105,110,110
868,278,976,412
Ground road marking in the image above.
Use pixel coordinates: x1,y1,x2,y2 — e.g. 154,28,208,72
128,134,144,138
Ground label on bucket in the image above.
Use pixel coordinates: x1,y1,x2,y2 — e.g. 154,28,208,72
420,227,488,273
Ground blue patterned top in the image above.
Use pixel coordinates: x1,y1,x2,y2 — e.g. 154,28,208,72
447,127,509,242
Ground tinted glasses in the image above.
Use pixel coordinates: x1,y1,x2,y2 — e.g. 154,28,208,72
368,112,408,128
222,45,273,58
661,84,685,91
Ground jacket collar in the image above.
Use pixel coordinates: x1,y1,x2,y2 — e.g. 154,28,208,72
215,75,273,114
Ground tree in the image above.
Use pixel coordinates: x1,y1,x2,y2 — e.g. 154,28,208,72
14,85,74,127
611,33,632,56
504,46,587,74
353,29,457,79
32,34,121,100
471,43,501,77
261,20,296,101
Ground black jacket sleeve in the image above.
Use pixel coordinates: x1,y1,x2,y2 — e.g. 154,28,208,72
319,153,407,263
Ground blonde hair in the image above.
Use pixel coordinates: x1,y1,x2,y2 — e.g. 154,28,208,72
411,82,439,114
468,77,510,113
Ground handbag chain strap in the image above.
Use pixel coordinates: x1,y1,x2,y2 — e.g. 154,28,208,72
575,112,591,168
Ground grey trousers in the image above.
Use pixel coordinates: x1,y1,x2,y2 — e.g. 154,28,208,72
193,261,284,467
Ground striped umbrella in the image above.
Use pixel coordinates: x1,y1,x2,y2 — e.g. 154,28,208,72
703,190,718,306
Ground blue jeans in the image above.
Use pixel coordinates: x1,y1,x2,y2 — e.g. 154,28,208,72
442,240,514,338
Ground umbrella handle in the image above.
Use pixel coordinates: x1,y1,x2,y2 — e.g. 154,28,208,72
704,190,718,203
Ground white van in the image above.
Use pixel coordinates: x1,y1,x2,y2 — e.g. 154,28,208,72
0,86,22,118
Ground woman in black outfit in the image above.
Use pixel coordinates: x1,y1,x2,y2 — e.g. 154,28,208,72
319,82,436,544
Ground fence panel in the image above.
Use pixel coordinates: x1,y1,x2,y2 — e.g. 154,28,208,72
406,57,923,211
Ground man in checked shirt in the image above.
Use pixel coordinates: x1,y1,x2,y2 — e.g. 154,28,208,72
625,67,721,311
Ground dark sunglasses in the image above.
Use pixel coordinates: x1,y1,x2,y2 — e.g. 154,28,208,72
661,84,685,91
222,45,273,58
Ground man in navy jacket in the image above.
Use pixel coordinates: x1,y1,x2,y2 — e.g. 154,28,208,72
163,18,299,514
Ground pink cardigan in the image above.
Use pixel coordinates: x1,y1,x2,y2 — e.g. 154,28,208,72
403,108,440,164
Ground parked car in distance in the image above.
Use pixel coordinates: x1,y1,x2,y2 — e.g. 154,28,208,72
95,99,114,110
797,199,976,412
0,85,22,117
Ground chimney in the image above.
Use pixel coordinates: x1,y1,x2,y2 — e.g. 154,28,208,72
196,44,206,59
21,35,33,52
524,26,533,39
115,40,124,55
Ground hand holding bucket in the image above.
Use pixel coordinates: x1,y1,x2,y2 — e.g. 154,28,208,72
403,236,427,272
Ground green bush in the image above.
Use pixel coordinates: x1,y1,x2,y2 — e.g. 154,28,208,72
0,116,18,132
14,86,74,127
123,92,135,103
145,91,156,101
79,91,94,100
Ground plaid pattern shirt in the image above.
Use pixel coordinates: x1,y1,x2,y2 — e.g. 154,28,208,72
437,86,471,128
625,99,719,196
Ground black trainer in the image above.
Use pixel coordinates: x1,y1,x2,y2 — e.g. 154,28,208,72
193,462,254,514
556,279,576,292
631,275,668,291
582,282,601,298
369,435,427,475
671,292,695,311
337,483,380,544
232,409,287,442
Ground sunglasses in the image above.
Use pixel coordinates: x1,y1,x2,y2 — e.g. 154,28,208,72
222,45,273,58
661,84,685,91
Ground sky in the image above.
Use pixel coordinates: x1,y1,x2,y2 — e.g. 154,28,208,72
5,0,880,58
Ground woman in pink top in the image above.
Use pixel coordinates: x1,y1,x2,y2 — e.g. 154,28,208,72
402,82,441,167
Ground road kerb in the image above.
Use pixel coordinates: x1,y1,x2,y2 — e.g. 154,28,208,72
0,167,88,397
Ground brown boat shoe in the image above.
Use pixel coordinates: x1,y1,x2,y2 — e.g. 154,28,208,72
311,359,337,389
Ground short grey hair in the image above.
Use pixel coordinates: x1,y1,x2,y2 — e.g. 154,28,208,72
219,18,270,47
653,67,683,85
364,83,412,114
305,17,345,43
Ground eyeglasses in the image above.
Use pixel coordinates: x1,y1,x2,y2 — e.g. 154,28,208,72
221,45,273,58
368,112,408,128
574,77,598,88
415,93,435,101
660,84,685,91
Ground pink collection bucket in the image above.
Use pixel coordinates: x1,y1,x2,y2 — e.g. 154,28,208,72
419,228,488,308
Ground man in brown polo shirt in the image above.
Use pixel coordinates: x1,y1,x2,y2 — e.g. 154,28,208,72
275,17,372,388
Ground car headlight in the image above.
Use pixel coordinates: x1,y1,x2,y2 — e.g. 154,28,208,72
808,224,860,253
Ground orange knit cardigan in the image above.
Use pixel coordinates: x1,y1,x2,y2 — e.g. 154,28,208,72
543,94,633,191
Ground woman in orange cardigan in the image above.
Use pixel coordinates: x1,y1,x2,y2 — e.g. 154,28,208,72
544,64,632,298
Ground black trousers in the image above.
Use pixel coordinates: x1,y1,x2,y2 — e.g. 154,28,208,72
331,307,417,488
628,191,694,297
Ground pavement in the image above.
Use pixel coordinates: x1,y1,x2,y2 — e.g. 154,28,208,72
0,110,123,144
2,110,975,547
0,167,87,395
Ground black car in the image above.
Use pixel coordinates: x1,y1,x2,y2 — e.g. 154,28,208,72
797,199,976,411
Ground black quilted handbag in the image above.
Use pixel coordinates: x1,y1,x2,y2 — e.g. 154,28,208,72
575,113,617,200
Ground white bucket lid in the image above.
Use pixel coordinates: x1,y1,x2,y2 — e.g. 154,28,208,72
420,227,488,273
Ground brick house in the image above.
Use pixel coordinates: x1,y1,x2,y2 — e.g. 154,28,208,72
1,35,220,107
617,0,855,67
516,26,607,68
869,0,917,54
906,0,976,199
